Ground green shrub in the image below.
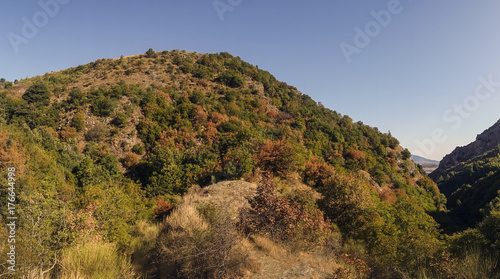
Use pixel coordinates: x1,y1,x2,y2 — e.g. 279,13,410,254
71,112,85,132
132,144,145,155
112,112,128,128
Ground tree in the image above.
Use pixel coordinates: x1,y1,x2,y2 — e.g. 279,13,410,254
22,83,51,105
402,148,411,160
145,48,157,58
92,96,116,117
215,71,244,88
71,112,85,132
254,139,302,177
319,171,373,232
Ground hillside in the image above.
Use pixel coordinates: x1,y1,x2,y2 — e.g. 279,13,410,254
0,49,482,278
428,119,500,232
430,119,500,184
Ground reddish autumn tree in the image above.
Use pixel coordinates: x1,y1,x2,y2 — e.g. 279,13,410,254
154,198,175,221
254,139,301,177
303,156,335,188
240,173,331,244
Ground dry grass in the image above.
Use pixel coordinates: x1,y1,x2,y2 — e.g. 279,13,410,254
152,182,369,279
59,241,137,279
163,204,209,233
247,234,367,279
155,203,252,278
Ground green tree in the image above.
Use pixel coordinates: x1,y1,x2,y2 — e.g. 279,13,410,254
92,96,116,117
71,112,85,132
216,71,244,88
22,83,51,105
145,48,157,58
319,171,373,232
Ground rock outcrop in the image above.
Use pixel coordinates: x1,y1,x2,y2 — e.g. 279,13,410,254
430,119,500,182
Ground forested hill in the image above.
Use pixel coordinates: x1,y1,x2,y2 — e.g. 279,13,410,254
1,49,438,202
0,49,453,278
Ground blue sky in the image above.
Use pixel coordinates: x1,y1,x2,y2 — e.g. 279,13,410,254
2,0,500,160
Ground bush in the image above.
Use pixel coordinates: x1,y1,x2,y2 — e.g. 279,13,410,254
112,112,128,128
68,88,86,106
240,173,332,245
85,123,109,142
318,171,372,233
303,156,335,188
130,220,160,278
121,152,140,168
402,148,411,160
60,126,78,141
154,198,175,220
155,204,249,278
222,148,255,180
132,144,145,155
254,139,303,177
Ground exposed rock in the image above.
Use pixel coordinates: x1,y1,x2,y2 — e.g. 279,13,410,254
430,119,500,183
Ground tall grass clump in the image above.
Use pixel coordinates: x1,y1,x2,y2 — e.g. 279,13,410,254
60,241,136,279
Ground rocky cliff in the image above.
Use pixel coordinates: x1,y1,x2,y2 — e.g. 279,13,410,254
430,119,500,182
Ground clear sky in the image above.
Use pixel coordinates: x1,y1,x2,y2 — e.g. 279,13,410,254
2,0,500,160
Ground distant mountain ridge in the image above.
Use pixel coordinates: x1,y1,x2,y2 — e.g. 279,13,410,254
411,155,439,174
430,119,500,181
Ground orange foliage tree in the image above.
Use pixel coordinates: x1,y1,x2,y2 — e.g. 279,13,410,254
254,139,302,177
240,173,331,244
